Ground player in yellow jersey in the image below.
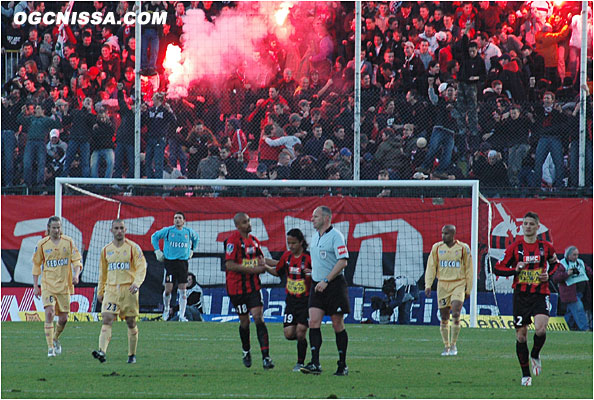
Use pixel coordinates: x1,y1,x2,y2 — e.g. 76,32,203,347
424,225,472,356
32,216,82,357
92,219,147,364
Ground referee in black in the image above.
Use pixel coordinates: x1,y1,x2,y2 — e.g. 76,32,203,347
301,206,350,376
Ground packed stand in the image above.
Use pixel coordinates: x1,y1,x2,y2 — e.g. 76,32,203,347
1,1,592,194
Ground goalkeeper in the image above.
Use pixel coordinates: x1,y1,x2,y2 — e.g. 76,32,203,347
151,211,199,321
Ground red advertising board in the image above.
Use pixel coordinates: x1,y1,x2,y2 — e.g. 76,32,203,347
1,196,591,290
1,196,591,252
1,287,95,321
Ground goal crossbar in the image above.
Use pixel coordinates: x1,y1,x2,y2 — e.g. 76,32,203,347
55,177,480,327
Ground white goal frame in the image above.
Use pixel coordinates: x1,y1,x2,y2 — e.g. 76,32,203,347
55,177,480,327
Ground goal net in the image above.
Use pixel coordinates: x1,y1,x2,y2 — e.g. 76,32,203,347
55,178,485,326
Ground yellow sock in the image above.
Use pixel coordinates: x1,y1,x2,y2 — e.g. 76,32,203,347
44,323,54,349
440,324,450,348
99,325,112,353
128,326,139,356
54,322,66,340
450,323,461,346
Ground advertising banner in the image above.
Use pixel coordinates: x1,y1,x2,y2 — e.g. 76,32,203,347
2,196,591,314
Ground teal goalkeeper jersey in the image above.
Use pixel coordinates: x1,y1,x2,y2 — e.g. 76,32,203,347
151,226,199,260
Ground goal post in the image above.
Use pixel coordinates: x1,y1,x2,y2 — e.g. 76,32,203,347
55,177,480,327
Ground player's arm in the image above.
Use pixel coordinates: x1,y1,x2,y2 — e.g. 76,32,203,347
267,253,287,276
225,260,265,274
70,240,83,285
262,257,280,276
151,227,168,251
546,245,560,276
32,241,44,298
493,243,517,276
191,229,200,254
464,245,473,297
151,227,167,261
97,247,108,302
325,258,348,282
131,244,147,292
424,244,438,296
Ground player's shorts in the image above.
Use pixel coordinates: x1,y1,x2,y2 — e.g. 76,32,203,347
164,259,189,285
284,295,309,327
101,284,139,318
437,280,466,309
308,275,351,316
513,291,551,328
229,291,263,315
42,291,70,314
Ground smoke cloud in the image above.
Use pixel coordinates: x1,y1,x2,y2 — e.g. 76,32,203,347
165,2,320,98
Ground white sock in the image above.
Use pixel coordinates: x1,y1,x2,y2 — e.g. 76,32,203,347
179,289,187,319
163,291,171,314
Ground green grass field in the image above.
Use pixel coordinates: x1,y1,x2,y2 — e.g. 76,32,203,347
1,321,592,399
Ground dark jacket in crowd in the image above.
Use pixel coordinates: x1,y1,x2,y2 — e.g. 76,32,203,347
143,105,176,140
69,108,97,141
458,34,486,84
1,98,24,131
117,92,134,144
91,119,115,152
16,114,61,142
432,95,459,133
533,105,567,140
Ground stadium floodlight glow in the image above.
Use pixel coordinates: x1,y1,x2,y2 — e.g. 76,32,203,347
55,177,480,328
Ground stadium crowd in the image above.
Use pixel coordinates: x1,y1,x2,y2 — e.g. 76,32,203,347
1,1,593,193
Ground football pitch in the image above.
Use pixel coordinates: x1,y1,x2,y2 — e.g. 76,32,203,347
1,322,592,399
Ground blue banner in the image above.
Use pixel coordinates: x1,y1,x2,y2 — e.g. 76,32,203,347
199,288,557,325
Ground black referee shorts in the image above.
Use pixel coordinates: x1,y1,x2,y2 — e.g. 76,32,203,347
164,259,189,285
308,274,351,316
513,291,551,328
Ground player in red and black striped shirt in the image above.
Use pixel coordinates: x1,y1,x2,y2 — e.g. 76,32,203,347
225,213,274,370
494,212,560,387
266,228,313,372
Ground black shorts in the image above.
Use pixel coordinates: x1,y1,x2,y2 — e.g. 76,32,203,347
229,291,263,315
308,275,350,316
284,296,309,327
513,291,551,328
164,259,189,285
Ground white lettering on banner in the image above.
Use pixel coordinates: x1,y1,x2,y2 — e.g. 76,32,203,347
187,219,235,286
410,303,421,323
352,219,424,287
79,217,154,284
353,297,363,321
221,296,231,314
424,298,433,323
1,289,94,321
186,218,280,286
263,301,285,318
13,218,82,284
202,295,212,315
1,259,11,283
1,295,19,321
356,238,382,286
